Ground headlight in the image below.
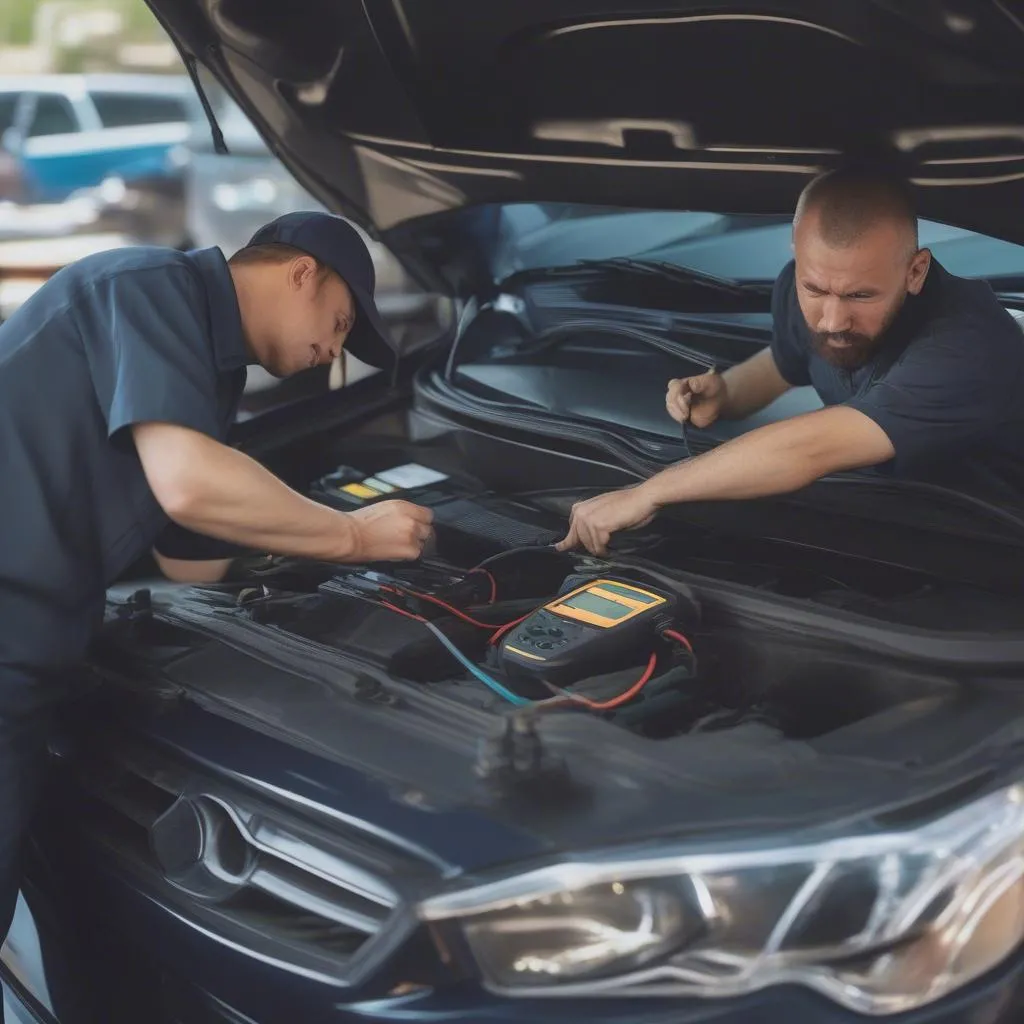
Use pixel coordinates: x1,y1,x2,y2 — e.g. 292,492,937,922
463,879,698,984
420,783,1024,1015
98,176,126,204
167,144,190,170
212,177,279,212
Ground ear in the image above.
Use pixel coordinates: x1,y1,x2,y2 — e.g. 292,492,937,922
906,247,931,296
289,256,320,291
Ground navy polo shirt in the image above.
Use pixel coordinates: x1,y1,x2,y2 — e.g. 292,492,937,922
770,258,1024,496
0,245,248,707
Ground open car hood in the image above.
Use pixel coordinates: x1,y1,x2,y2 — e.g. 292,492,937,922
148,0,1024,248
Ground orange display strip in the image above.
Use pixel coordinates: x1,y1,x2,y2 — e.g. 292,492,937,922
549,603,632,628
587,586,648,610
549,579,668,629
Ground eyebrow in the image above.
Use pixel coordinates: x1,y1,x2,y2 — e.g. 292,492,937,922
800,280,879,298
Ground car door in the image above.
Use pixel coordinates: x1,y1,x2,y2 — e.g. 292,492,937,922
0,92,23,143
16,91,86,201
0,92,26,202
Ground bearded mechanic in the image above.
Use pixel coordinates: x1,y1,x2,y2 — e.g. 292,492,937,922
0,212,434,971
559,167,1024,556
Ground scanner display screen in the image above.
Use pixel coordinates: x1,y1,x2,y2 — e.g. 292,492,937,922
560,590,634,621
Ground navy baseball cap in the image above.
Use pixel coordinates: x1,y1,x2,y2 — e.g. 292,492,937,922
245,212,396,369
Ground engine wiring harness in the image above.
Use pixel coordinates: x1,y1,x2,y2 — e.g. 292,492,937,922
331,551,696,713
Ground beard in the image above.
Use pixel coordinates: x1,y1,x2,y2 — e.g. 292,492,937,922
808,298,905,371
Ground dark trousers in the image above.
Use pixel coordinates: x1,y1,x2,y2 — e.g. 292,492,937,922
0,705,50,1022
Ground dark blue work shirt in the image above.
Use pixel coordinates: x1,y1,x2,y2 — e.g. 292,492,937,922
0,246,248,706
770,258,1024,495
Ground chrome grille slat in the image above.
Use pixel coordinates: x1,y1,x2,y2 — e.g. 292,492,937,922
248,865,384,935
65,739,418,978
245,817,398,908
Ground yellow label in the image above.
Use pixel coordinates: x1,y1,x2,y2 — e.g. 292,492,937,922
341,482,382,500
504,645,546,661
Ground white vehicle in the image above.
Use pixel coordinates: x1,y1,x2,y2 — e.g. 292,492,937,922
0,73,197,201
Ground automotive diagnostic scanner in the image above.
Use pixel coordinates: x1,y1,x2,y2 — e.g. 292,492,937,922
499,577,676,686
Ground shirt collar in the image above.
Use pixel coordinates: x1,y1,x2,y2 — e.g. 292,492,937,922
884,256,944,349
186,246,251,371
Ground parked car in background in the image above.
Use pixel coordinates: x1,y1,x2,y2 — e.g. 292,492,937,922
0,142,24,204
0,74,198,202
185,93,413,306
184,92,324,257
82,152,189,250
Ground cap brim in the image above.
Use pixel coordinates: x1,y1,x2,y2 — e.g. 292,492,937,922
344,284,397,370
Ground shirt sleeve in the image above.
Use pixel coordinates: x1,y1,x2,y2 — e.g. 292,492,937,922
769,261,813,387
76,263,221,450
846,328,1003,472
152,522,252,561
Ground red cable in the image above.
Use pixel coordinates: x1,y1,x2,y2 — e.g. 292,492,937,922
379,597,659,712
662,628,694,654
380,600,426,624
385,584,525,632
406,590,506,629
570,653,658,710
468,568,498,603
489,613,531,645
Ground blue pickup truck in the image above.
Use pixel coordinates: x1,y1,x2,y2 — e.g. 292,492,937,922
0,74,198,202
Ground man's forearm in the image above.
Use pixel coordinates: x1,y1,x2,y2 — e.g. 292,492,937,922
718,349,793,421
640,407,895,506
135,425,359,561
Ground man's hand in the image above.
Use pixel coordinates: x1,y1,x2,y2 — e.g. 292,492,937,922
556,486,658,557
348,501,435,561
666,350,793,427
666,369,725,427
133,422,431,563
557,407,894,556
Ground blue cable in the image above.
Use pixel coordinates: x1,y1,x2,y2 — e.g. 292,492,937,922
422,620,532,707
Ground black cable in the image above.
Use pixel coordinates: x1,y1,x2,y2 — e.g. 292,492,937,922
680,419,693,459
678,363,717,460
820,475,1024,541
473,544,562,572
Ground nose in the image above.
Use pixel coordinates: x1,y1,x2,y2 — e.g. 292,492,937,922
817,295,852,336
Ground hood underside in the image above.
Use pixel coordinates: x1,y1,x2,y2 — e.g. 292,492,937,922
149,0,1024,244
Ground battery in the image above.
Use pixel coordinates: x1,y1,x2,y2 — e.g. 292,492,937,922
310,462,457,510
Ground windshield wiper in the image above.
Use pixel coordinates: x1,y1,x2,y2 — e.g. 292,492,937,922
571,256,771,297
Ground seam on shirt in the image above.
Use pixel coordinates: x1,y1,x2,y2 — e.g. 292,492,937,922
0,258,204,365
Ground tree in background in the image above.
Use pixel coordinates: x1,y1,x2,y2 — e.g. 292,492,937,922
0,0,173,73
0,0,37,47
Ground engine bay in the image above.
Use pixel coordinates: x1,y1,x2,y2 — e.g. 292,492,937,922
140,434,1024,749
185,544,713,736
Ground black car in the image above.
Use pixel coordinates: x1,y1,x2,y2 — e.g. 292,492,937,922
7,2,1024,1022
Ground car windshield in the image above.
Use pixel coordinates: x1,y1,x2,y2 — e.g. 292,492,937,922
447,202,1024,542
486,203,1024,286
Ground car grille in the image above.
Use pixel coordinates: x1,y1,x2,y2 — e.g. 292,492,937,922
63,733,427,982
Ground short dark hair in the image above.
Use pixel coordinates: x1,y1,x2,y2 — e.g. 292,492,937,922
229,242,329,277
794,166,918,252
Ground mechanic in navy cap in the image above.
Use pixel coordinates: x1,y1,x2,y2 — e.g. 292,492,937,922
0,212,434,964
